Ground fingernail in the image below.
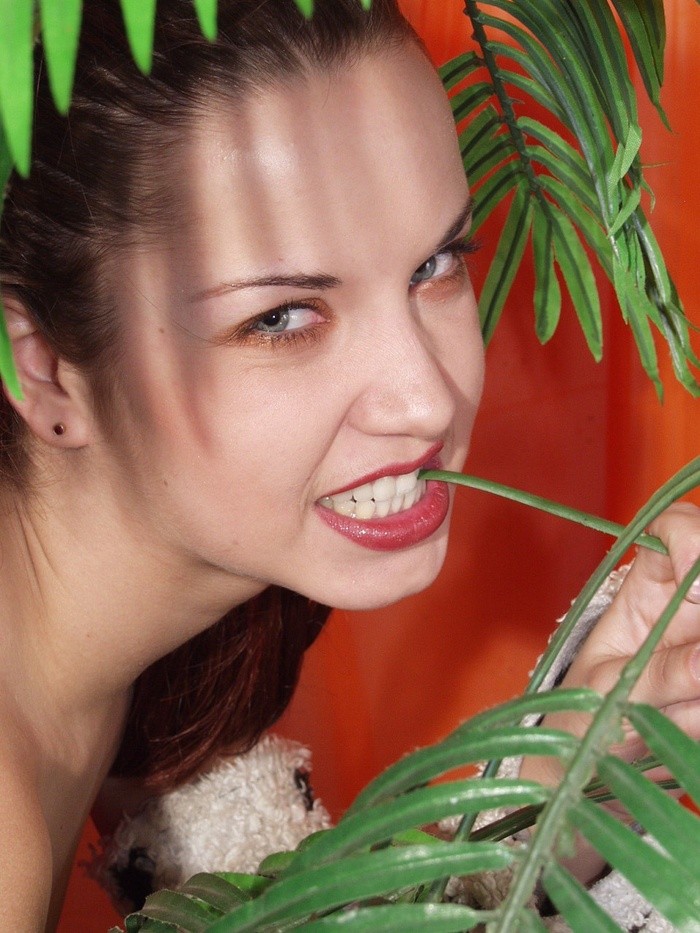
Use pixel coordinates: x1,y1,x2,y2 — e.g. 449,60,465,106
689,576,700,604
691,646,700,682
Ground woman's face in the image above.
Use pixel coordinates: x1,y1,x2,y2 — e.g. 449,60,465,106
103,41,484,611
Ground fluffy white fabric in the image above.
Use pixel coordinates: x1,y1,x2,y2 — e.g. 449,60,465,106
91,733,332,913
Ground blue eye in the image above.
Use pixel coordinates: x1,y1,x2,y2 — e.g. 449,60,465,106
410,237,478,287
411,256,438,285
252,305,320,334
410,250,461,286
254,308,291,333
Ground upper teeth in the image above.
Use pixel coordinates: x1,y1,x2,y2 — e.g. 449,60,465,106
319,469,427,520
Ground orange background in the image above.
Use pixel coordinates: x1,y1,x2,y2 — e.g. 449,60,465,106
59,1,700,928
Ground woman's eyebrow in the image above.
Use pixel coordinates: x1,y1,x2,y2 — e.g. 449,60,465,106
191,271,342,303
192,198,474,304
432,197,474,255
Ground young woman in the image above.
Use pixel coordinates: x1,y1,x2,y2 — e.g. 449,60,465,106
0,0,698,927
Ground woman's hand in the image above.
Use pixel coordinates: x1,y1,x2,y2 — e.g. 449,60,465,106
521,502,700,883
562,501,700,757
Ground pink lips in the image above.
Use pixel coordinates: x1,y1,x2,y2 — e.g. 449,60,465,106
316,445,450,552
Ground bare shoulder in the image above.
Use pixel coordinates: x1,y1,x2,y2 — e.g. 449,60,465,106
0,723,53,929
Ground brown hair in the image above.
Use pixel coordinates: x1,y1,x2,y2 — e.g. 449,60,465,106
0,0,415,791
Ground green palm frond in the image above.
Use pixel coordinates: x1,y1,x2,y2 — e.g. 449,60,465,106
444,0,699,398
113,460,700,932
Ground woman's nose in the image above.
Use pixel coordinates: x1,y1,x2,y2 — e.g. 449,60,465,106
345,310,459,441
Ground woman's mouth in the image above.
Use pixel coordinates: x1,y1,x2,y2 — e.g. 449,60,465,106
315,456,450,552
318,469,427,521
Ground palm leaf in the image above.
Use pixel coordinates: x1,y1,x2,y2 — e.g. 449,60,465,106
442,0,700,396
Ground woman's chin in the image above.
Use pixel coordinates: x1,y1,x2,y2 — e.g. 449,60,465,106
307,533,450,612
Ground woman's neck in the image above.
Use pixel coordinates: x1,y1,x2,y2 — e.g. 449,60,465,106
0,461,264,740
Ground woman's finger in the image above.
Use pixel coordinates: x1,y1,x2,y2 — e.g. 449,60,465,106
588,640,700,709
645,502,700,603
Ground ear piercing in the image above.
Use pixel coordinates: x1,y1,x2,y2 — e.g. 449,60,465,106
53,423,66,436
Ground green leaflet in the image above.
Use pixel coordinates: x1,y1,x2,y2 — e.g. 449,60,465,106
126,895,219,931
608,186,642,237
448,687,603,735
345,727,578,817
300,903,488,931
119,0,158,74
532,208,561,343
450,81,494,123
0,131,20,398
608,123,643,191
520,116,599,213
489,42,567,124
39,0,83,114
479,5,613,211
550,206,603,360
470,162,523,234
538,175,610,277
565,0,638,141
204,843,513,932
479,183,533,343
629,704,700,806
283,778,550,874
0,0,33,176
542,863,621,932
570,799,700,928
439,50,482,92
192,0,217,40
610,0,668,126
458,106,503,165
612,249,663,398
464,132,515,189
596,755,700,875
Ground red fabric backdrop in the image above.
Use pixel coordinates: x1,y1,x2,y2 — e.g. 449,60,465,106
58,1,700,927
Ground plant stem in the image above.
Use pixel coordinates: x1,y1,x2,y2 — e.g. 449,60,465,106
419,469,667,554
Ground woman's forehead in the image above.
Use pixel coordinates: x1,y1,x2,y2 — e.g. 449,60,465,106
155,45,467,284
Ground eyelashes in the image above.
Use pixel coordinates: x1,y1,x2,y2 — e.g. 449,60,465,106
226,299,329,349
223,233,480,350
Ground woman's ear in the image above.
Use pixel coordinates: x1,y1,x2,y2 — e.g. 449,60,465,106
3,298,93,448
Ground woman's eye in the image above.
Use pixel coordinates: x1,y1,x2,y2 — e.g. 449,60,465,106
252,305,319,334
410,251,456,286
